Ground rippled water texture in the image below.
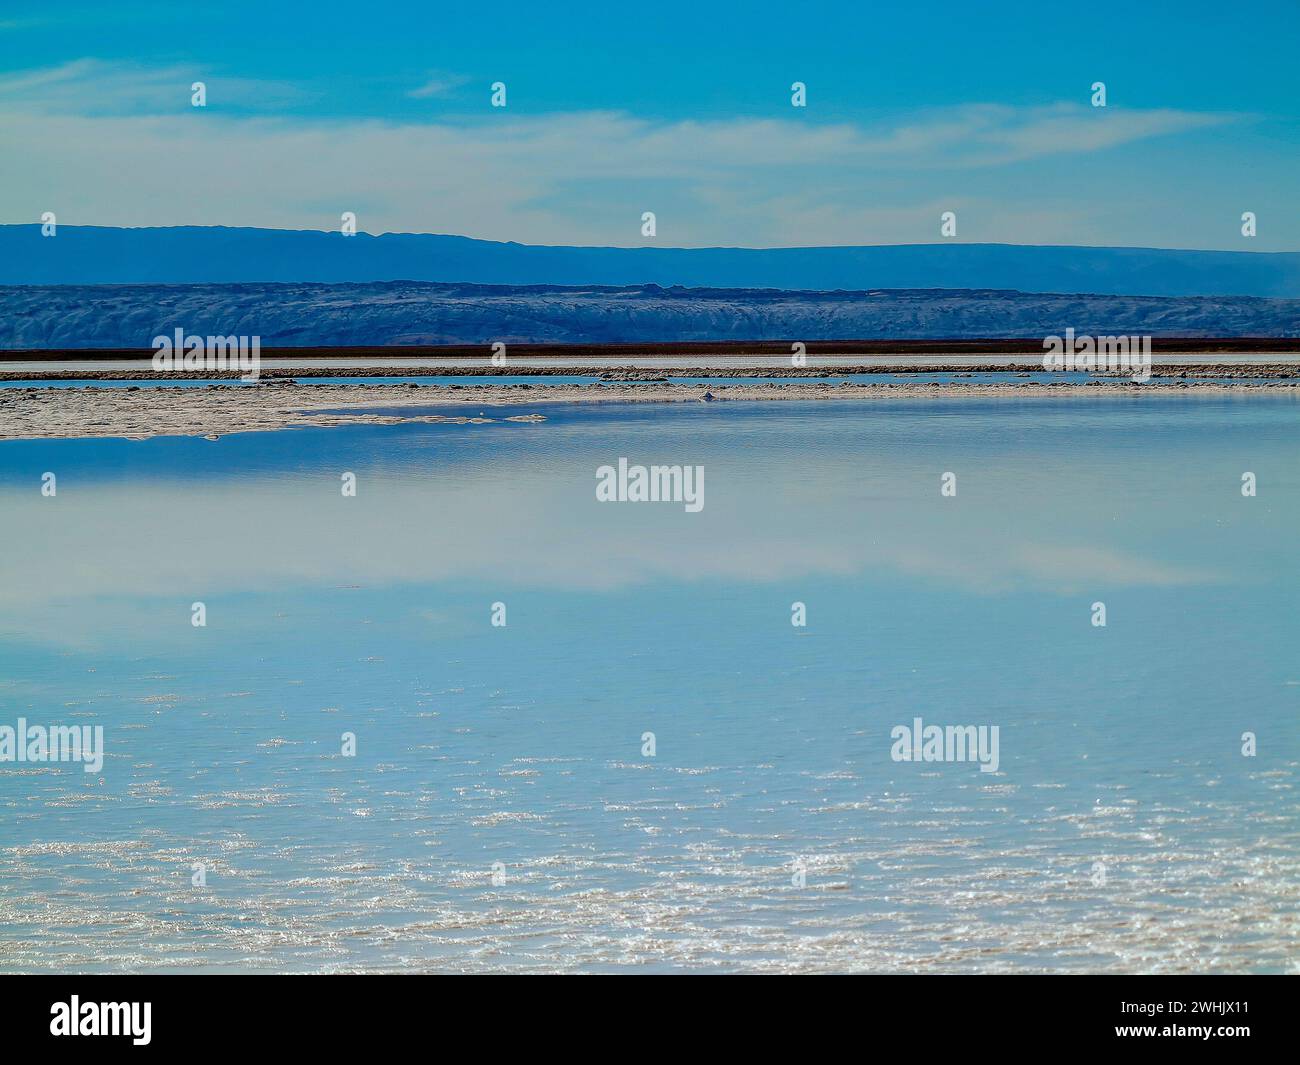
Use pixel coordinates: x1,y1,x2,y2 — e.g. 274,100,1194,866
1,395,1296,972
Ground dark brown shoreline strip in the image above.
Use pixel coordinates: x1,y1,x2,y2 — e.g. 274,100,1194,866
3,337,1300,362
4,362,1300,382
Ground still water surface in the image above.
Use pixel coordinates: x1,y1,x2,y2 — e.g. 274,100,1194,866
0,396,1296,971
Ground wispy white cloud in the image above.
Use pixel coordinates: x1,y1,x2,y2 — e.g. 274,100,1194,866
0,16,52,31
0,59,1241,247
0,58,317,114
407,71,471,99
868,102,1228,167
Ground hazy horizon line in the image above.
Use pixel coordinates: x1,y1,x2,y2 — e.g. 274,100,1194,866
4,222,1299,257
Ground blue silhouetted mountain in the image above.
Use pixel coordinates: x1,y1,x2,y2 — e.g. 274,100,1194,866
3,281,1297,348
4,225,1300,298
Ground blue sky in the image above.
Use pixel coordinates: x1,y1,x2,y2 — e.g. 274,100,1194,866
2,1,1298,248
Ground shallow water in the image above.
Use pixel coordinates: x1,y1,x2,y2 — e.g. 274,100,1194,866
0,396,1296,972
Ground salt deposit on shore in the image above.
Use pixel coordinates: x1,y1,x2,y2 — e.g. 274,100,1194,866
2,379,1296,441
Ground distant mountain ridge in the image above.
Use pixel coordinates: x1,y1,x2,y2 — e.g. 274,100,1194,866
2,281,1295,349
3,225,1300,298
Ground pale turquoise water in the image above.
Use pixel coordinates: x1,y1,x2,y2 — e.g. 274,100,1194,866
0,396,1297,972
